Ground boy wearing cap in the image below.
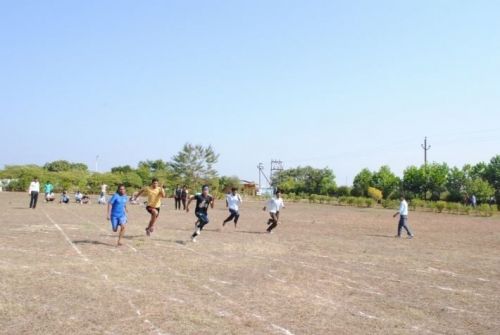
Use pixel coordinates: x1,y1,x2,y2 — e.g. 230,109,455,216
187,185,215,242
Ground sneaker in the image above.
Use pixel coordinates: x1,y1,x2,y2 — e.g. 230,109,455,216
145,228,151,237
191,236,197,242
408,235,414,239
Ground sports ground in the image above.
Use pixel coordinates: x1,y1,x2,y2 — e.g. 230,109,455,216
1,192,499,335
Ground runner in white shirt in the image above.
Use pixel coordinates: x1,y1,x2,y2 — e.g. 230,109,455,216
28,177,40,209
223,187,243,228
263,190,285,233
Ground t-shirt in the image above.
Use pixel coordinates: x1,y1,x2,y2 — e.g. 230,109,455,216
399,200,408,216
144,187,164,208
181,189,188,199
226,193,242,211
101,184,108,193
29,181,40,193
109,193,128,217
194,194,213,214
175,188,182,198
44,183,53,193
267,197,285,214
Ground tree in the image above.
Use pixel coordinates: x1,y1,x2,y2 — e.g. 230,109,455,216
218,176,240,193
44,160,72,172
446,167,467,202
169,143,219,188
465,178,495,203
403,166,426,199
352,168,372,197
111,165,133,174
425,163,449,200
273,166,336,195
484,155,500,202
371,165,401,199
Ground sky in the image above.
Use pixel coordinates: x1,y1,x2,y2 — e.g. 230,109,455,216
1,0,499,185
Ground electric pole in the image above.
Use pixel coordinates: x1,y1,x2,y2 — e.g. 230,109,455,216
270,159,284,187
421,137,431,167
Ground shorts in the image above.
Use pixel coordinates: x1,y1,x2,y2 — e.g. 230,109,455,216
146,206,160,216
111,216,127,231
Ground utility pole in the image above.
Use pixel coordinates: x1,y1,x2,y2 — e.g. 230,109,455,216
270,159,284,188
421,137,431,167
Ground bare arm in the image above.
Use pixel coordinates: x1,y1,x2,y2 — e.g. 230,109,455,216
186,196,195,212
134,188,145,200
210,198,215,209
107,203,112,220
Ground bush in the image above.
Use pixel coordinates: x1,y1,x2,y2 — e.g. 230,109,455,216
347,197,356,206
336,186,351,197
382,199,399,209
477,204,494,217
410,199,425,210
435,201,446,213
365,198,375,208
367,187,383,203
338,196,348,205
355,197,366,207
446,202,459,214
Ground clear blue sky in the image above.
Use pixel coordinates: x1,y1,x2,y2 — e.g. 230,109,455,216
1,1,499,185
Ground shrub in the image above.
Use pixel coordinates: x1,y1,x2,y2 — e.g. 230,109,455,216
477,204,494,217
355,197,366,207
446,202,459,214
435,201,446,213
410,199,424,210
338,196,348,205
347,197,356,206
382,199,399,209
367,187,383,203
365,198,375,208
336,186,351,197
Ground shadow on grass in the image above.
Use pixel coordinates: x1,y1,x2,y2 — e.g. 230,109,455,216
72,239,115,247
366,234,395,238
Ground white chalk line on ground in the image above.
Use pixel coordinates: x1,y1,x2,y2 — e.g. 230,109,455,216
67,207,296,334
42,209,168,335
64,207,138,252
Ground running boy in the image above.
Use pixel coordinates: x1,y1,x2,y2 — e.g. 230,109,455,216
187,185,214,242
263,190,285,233
223,187,242,228
107,184,128,246
133,178,166,236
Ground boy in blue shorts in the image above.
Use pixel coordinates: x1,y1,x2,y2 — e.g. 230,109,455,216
107,184,128,246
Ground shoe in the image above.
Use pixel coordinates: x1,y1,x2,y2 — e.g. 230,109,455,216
191,236,197,242
408,235,414,239
196,228,201,235
145,228,151,237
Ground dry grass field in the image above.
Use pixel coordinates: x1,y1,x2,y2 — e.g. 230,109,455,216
0,192,499,335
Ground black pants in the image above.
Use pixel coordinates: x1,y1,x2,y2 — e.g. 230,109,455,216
397,215,412,236
223,209,240,224
175,198,181,210
181,198,187,210
267,212,279,232
29,191,39,209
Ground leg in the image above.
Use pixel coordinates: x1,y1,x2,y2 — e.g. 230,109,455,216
117,225,126,246
145,207,159,235
267,213,278,233
233,212,240,227
397,217,404,237
223,210,236,226
401,216,413,237
29,192,35,208
32,192,38,208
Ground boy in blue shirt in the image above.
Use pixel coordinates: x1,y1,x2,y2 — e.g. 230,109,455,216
107,184,128,246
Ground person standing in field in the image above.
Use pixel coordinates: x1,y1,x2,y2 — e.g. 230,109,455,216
263,190,285,233
28,177,40,209
393,195,413,239
107,184,128,246
133,178,166,236
223,187,242,228
43,181,54,202
187,185,214,242
174,185,182,210
181,185,189,210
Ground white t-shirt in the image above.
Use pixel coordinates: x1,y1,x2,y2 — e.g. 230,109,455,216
29,181,40,193
226,193,242,211
101,184,108,193
399,200,408,216
267,197,285,214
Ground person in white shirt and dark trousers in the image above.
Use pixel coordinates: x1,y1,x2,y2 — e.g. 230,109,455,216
28,177,40,209
223,187,242,228
393,195,413,238
263,190,285,233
